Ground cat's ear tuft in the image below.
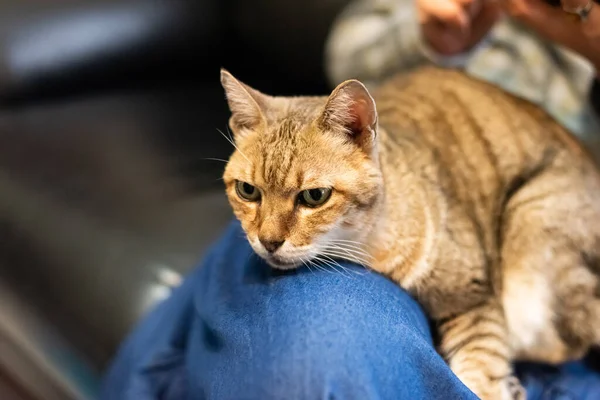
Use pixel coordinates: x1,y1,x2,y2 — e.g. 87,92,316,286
220,68,268,136
320,79,378,151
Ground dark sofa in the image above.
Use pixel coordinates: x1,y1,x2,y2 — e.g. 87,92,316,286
0,1,349,398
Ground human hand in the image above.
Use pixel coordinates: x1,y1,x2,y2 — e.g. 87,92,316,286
502,0,600,72
418,0,502,55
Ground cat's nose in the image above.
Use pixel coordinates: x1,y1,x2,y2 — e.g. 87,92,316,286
260,239,285,253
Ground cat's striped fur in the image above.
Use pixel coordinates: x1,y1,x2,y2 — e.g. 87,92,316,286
221,66,600,400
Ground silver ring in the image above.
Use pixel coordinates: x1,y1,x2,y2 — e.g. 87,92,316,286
563,0,594,22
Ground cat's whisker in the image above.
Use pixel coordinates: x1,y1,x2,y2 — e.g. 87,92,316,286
323,254,370,276
308,257,334,275
325,257,364,277
321,248,369,262
331,254,371,267
311,259,331,274
321,250,364,263
314,255,350,277
225,125,235,143
325,245,374,260
321,252,370,267
300,256,314,275
329,239,373,248
318,254,360,278
321,254,370,273
326,240,373,253
202,157,230,163
216,128,251,163
327,243,374,260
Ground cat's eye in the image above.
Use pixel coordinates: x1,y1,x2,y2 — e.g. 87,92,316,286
299,188,332,207
235,181,261,201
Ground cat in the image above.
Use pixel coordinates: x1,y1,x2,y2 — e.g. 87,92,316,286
220,65,600,400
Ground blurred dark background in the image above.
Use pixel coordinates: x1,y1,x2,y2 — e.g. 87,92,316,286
0,1,351,399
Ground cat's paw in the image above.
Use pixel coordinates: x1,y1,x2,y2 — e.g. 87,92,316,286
475,376,526,400
502,376,526,400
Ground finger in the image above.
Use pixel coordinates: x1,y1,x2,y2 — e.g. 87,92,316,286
579,0,600,65
502,0,600,67
456,0,484,17
562,0,600,48
562,0,587,11
524,0,598,52
502,0,578,43
424,23,471,54
586,4,600,50
421,0,471,34
465,1,502,49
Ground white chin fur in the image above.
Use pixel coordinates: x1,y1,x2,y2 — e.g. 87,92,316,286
250,247,303,270
265,259,302,270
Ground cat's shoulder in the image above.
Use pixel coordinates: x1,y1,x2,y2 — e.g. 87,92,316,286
375,66,497,95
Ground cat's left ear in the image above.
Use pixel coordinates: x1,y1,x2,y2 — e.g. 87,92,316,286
319,79,378,153
220,68,270,139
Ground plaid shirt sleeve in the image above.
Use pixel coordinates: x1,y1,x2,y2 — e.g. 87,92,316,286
325,0,428,87
324,0,489,87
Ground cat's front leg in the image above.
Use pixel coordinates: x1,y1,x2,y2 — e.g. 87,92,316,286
437,300,525,400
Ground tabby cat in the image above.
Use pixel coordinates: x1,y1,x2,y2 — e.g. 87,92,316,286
220,66,600,400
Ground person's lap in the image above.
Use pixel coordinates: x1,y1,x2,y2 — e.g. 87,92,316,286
102,220,600,399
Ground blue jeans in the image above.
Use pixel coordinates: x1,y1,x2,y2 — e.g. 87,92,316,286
102,221,600,399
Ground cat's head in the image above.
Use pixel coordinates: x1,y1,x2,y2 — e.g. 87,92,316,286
220,69,383,269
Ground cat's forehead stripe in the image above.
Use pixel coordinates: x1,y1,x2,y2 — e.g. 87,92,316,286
259,117,304,188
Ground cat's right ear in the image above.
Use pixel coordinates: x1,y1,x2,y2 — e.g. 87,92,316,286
319,79,378,154
220,69,269,138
